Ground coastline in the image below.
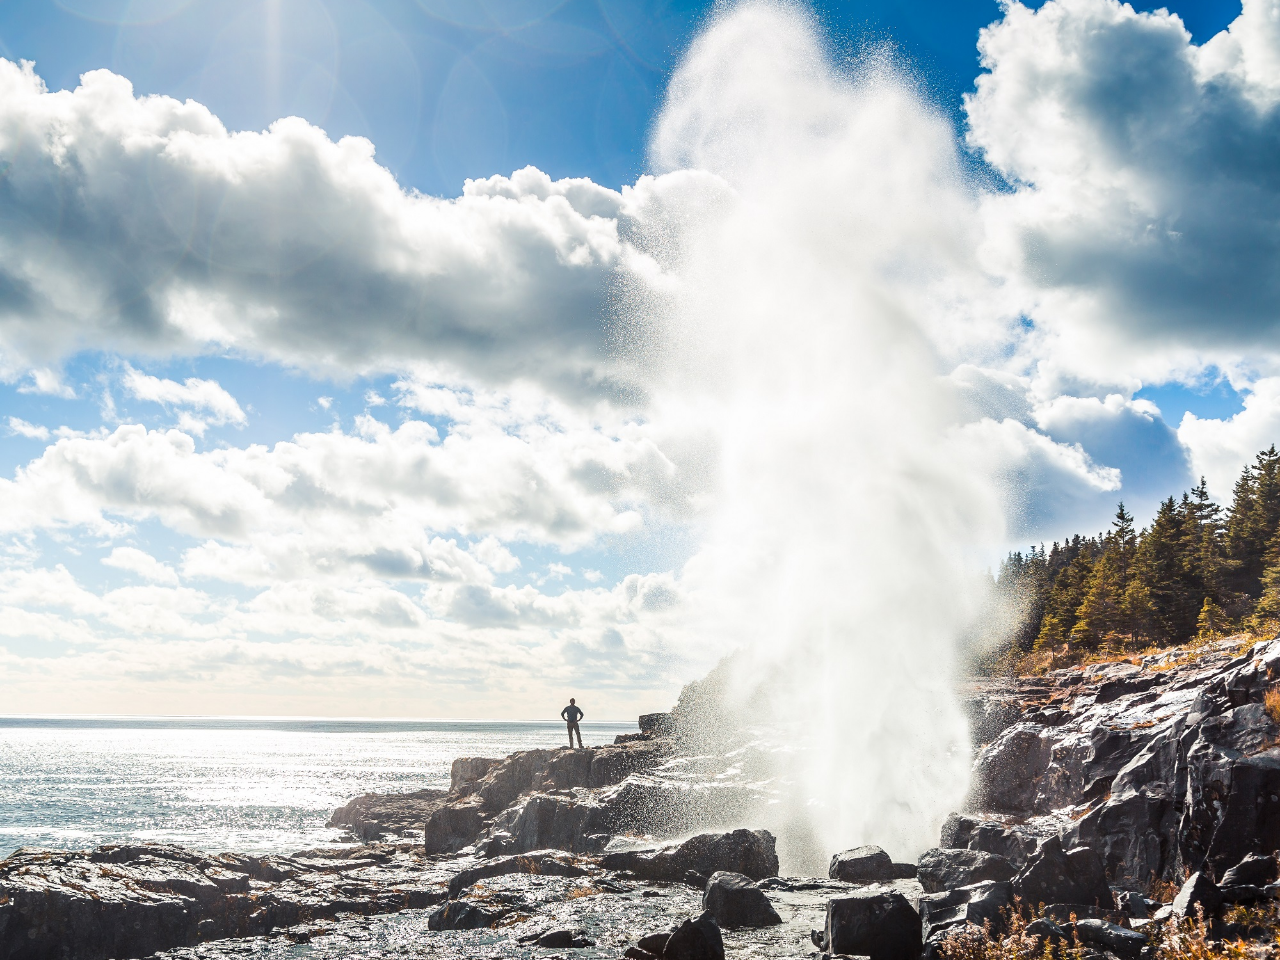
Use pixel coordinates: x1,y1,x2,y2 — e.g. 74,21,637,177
6,636,1280,960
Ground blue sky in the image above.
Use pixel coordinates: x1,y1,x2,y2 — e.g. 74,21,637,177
0,0,1277,717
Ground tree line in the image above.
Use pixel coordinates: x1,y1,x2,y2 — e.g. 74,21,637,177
995,444,1280,659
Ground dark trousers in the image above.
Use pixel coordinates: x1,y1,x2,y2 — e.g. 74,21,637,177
566,721,582,748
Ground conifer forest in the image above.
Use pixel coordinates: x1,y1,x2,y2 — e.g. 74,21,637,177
993,444,1280,666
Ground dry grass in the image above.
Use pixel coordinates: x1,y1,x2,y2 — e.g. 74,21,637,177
938,905,1270,960
1264,686,1280,726
1147,874,1181,904
1152,912,1256,960
566,884,602,899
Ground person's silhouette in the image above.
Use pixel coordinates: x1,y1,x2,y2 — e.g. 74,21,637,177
561,698,584,748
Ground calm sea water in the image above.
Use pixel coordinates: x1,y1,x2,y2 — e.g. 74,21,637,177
0,717,636,859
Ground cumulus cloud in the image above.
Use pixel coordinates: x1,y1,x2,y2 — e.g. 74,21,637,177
7,416,48,440
0,61,653,398
1179,376,1280,498
101,546,179,584
16,367,76,398
969,0,1280,388
122,366,246,434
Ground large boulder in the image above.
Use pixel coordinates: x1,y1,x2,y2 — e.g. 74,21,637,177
663,912,724,960
1073,919,1146,960
824,890,921,960
601,830,779,883
917,848,1015,893
919,881,1012,940
1221,854,1279,888
701,872,781,928
1172,872,1223,919
829,845,917,883
1012,837,1112,910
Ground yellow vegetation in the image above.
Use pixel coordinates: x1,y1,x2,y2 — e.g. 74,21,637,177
1264,686,1280,726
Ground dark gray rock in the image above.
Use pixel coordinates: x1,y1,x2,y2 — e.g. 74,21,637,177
1024,917,1068,949
639,932,673,954
601,829,779,883
536,928,594,948
1073,919,1146,960
1115,890,1150,919
918,881,1012,942
829,845,915,883
662,911,724,960
1172,871,1222,919
1012,837,1112,910
481,794,610,855
917,848,1015,893
1220,885,1268,905
426,900,508,930
1221,853,1279,888
701,871,781,928
825,890,921,960
446,851,588,898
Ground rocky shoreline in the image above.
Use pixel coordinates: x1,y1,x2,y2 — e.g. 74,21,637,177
6,635,1280,960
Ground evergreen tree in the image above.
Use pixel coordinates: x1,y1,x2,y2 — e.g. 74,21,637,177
1251,529,1280,627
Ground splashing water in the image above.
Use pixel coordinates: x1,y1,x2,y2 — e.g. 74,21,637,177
623,2,1006,873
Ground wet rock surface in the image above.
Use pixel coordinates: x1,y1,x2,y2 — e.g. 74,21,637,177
13,633,1280,960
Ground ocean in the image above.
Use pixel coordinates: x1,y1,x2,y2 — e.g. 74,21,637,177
0,716,637,859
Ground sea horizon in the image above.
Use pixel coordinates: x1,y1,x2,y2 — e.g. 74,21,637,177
1,715,639,859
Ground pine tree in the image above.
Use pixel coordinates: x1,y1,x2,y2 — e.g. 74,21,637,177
1251,529,1280,628
1195,597,1230,641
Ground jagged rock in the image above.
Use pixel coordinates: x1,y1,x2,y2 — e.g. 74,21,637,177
663,911,724,960
701,871,781,928
1172,871,1222,919
1115,891,1150,918
423,800,487,854
640,713,675,736
1073,919,1146,960
825,890,921,960
917,848,1015,893
829,845,916,883
601,830,779,883
1222,853,1279,887
328,788,448,840
427,900,508,930
482,794,611,855
938,813,1036,866
446,851,588,898
918,881,1012,942
451,756,500,794
1220,885,1268,905
966,697,1024,744
1013,837,1112,910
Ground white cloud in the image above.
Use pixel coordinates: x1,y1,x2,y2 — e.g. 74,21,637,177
122,366,246,434
16,367,76,398
101,546,179,584
968,0,1280,388
0,60,652,399
7,417,48,440
1179,376,1280,499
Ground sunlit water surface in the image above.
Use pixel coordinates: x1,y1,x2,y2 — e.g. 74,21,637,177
0,717,635,858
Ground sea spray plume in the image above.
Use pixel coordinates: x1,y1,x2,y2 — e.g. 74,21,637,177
619,1,1006,873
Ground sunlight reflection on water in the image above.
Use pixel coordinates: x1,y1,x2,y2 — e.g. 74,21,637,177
0,717,634,857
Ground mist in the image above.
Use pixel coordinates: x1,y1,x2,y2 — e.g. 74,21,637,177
622,1,1007,873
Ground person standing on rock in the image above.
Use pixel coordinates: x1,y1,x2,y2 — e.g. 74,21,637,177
561,698,584,749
